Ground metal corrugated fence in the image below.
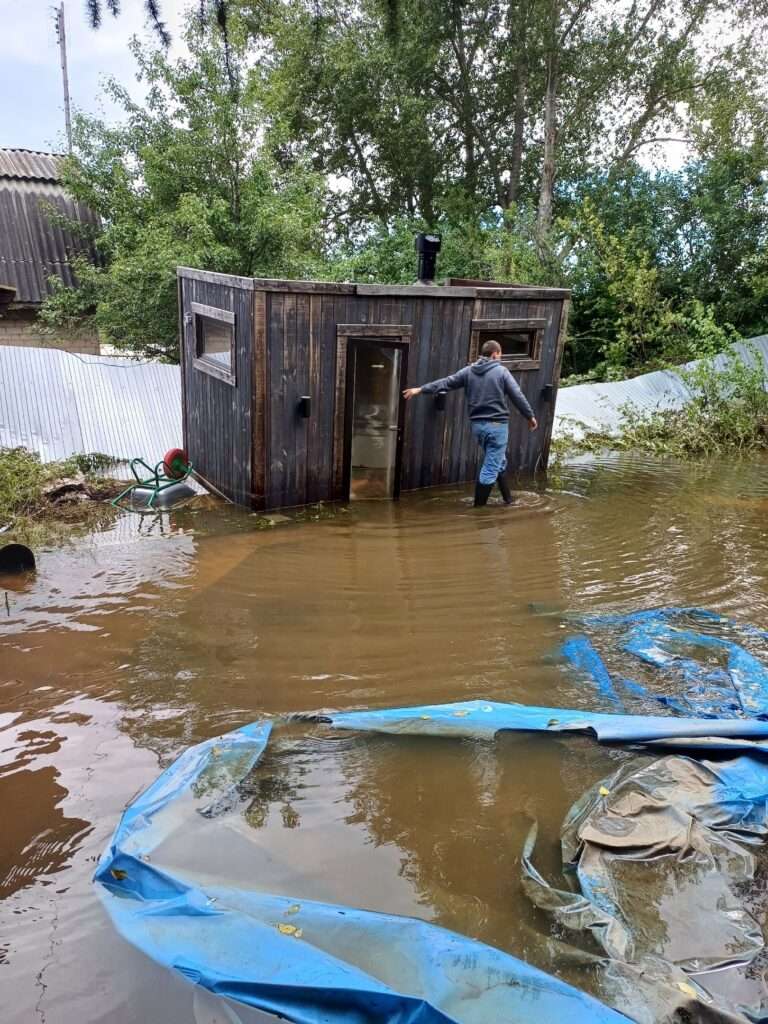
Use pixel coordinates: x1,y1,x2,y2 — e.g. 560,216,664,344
0,346,183,469
3,336,767,472
554,336,768,439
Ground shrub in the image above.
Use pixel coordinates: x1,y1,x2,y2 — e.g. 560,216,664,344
558,344,768,458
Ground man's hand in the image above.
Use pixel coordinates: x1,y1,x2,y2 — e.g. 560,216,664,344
528,416,538,431
403,387,422,400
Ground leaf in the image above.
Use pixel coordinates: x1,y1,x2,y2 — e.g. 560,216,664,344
110,868,128,880
599,786,610,797
676,982,698,998
277,923,303,937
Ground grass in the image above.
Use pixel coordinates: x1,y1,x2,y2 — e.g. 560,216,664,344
553,344,768,460
0,447,123,541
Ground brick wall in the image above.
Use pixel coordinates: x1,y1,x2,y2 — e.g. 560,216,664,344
0,308,100,355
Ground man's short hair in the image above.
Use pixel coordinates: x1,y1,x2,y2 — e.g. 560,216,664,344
481,339,502,357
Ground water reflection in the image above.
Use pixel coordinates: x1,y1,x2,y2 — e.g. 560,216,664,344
1,453,767,1022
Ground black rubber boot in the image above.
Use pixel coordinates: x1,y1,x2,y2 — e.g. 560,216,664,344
497,473,514,505
473,481,493,507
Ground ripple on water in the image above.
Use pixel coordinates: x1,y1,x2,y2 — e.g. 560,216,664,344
1,453,768,1021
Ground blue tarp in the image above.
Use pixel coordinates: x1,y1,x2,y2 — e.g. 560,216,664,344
95,718,628,1023
96,607,768,1021
560,608,768,719
327,699,768,752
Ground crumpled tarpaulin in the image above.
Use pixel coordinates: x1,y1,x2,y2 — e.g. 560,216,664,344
560,607,768,719
326,699,768,754
522,754,768,1023
95,718,628,1023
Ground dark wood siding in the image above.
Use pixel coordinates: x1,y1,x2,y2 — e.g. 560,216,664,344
179,270,568,510
180,275,253,505
261,292,565,508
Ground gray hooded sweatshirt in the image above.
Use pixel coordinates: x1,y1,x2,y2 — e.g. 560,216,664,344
420,357,534,422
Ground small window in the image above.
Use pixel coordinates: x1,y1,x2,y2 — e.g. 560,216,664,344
191,302,236,385
480,329,535,360
470,318,546,370
198,316,232,367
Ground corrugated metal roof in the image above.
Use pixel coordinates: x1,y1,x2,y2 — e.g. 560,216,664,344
554,336,768,439
0,149,63,182
0,346,184,469
0,182,101,304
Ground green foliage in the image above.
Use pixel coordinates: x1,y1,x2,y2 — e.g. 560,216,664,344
0,448,122,535
565,200,738,378
48,2,768,380
41,18,328,360
0,448,47,523
327,207,557,286
558,345,768,459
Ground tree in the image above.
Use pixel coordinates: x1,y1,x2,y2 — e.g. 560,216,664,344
84,0,172,44
68,0,768,377
41,13,328,360
256,0,768,247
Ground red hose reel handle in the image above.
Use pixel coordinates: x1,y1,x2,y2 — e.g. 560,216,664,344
163,447,189,480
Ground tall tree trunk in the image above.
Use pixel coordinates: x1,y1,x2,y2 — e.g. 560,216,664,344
536,52,558,248
506,53,527,209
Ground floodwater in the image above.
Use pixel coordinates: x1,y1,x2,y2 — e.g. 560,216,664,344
2,453,768,1023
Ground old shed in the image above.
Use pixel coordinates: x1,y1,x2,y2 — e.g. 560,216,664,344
178,268,570,509
0,148,101,354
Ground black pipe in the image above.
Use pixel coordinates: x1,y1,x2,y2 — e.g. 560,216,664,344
0,543,35,574
415,233,442,283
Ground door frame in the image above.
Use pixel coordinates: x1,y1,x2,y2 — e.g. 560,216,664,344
333,324,412,501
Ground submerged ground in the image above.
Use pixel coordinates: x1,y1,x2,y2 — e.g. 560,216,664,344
2,453,768,1023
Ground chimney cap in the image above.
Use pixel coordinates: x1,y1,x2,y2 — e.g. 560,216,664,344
414,232,442,253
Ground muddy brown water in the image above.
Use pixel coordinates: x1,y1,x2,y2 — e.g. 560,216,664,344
2,453,768,1023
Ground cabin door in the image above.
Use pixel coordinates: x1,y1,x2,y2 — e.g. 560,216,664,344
344,338,409,500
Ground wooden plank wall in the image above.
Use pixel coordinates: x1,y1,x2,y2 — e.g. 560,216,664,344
180,275,253,505
262,290,566,509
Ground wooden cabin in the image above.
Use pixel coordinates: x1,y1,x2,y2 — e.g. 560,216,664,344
177,267,570,510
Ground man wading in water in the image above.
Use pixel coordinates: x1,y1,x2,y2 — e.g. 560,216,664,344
403,339,538,507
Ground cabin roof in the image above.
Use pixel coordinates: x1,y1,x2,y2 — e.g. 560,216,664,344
0,148,63,182
177,267,571,300
0,148,102,306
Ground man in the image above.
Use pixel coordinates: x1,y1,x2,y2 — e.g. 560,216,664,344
403,339,538,507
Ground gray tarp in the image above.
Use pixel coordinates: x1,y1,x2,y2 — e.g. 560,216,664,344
523,754,768,1023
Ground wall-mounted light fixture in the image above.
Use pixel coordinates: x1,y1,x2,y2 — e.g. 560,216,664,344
434,389,448,412
540,384,554,401
298,395,311,418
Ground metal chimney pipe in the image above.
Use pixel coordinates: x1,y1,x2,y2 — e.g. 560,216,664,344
415,233,442,284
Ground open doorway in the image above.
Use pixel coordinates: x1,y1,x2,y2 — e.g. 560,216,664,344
344,338,409,500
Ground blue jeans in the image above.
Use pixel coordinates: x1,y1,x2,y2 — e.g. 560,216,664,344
471,420,508,485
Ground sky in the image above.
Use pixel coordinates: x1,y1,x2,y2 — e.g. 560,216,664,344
0,0,189,153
